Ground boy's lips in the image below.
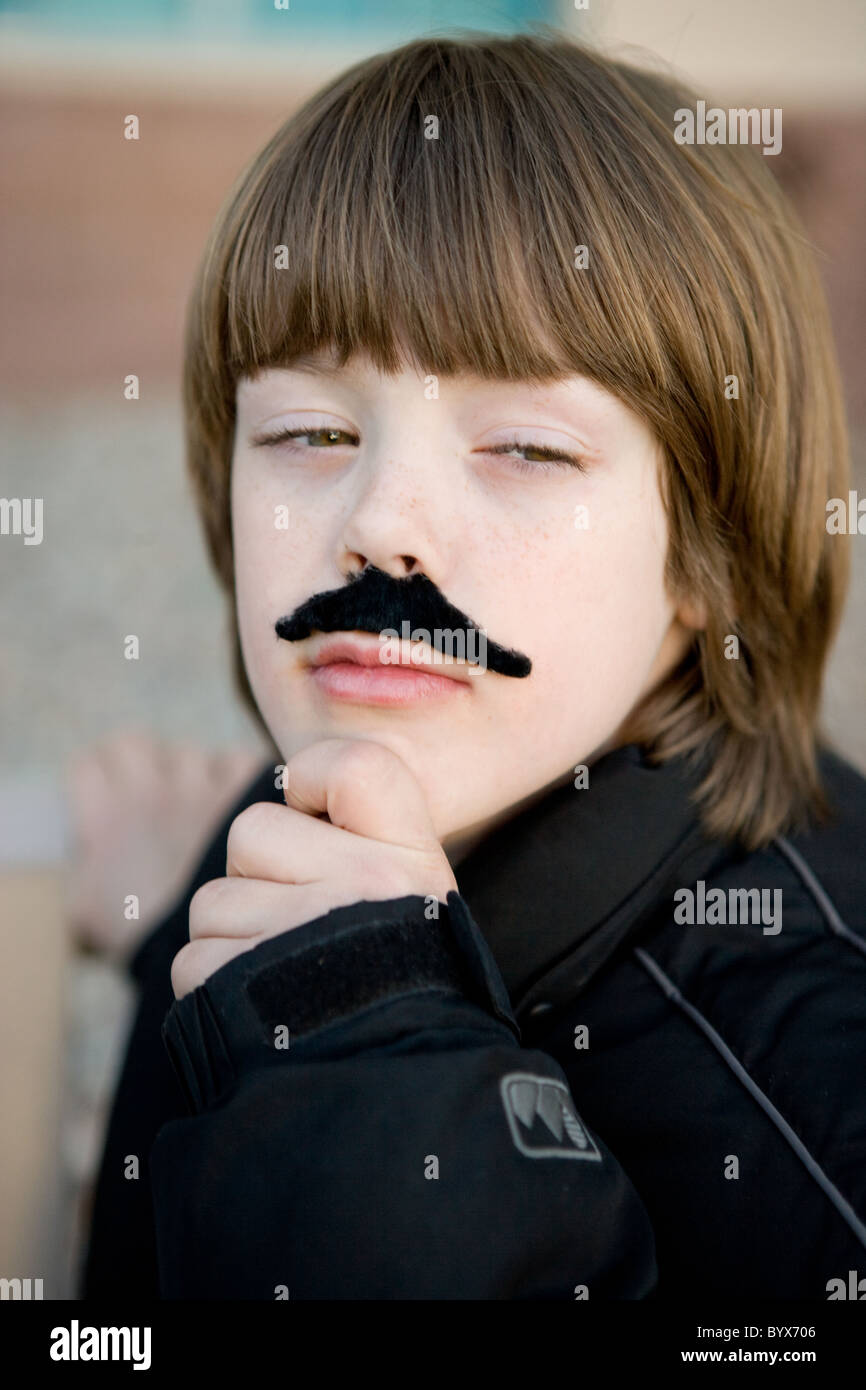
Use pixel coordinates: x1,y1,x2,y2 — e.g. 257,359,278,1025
304,632,475,706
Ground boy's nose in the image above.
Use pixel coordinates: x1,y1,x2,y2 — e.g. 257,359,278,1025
344,554,421,580
337,443,454,586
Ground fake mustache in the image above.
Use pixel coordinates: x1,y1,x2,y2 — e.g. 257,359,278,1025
275,564,531,678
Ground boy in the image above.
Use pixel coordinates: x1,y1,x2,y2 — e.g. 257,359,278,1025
82,31,866,1300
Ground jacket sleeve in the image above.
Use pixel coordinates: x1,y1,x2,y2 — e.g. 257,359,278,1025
151,890,657,1300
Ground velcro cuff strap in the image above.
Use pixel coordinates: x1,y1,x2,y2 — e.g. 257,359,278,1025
246,914,470,1035
162,895,511,1112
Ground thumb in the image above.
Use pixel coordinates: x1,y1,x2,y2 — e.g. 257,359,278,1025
282,738,439,851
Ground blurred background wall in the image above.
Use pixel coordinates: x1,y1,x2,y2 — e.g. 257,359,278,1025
0,0,863,1298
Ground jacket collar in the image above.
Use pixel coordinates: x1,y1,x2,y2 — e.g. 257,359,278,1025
450,743,727,1018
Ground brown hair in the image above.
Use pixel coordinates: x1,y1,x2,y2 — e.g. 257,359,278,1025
183,28,850,848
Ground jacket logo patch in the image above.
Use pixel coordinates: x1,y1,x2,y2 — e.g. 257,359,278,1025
500,1073,602,1161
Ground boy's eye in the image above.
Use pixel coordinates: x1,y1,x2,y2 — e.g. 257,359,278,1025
252,426,359,449
251,427,585,473
483,440,586,473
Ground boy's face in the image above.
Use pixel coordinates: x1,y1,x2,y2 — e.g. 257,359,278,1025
231,349,696,854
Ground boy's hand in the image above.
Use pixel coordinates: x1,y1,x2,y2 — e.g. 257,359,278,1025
170,738,458,1000
64,730,263,967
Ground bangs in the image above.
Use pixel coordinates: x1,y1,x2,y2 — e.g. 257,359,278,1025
203,32,686,404
184,30,852,849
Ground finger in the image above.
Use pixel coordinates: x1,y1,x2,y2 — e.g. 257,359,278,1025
189,875,372,941
101,727,167,789
282,738,438,849
225,801,397,889
63,751,113,849
64,873,100,939
171,935,263,1001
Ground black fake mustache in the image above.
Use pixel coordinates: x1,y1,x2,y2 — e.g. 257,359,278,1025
275,565,531,678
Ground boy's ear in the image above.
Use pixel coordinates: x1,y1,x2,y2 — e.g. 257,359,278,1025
675,594,708,631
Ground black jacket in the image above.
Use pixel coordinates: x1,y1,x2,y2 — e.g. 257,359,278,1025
80,743,866,1300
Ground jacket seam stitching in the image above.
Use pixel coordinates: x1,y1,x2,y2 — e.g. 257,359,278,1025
771,836,866,959
632,945,866,1254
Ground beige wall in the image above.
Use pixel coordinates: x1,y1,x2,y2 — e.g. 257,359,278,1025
566,0,865,107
